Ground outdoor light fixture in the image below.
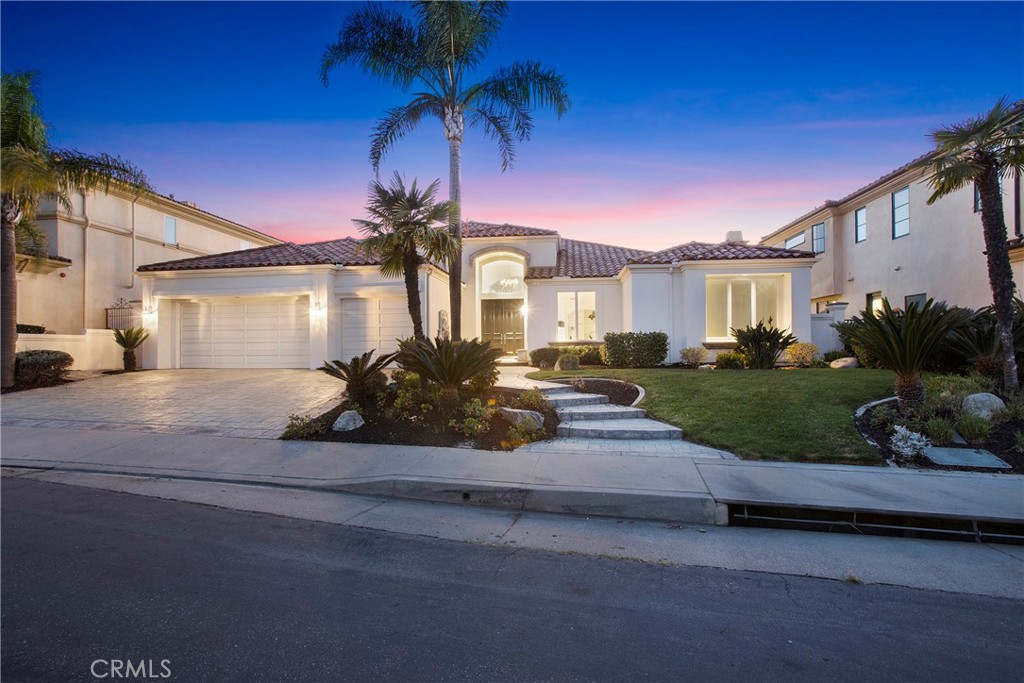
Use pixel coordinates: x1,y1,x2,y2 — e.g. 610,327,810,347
310,299,327,324
141,307,158,327
520,303,529,317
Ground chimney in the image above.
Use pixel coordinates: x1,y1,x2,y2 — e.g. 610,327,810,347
725,230,747,245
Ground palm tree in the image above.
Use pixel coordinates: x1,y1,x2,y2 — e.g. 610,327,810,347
356,172,459,340
914,97,1024,393
320,0,571,340
112,327,150,372
1,71,151,388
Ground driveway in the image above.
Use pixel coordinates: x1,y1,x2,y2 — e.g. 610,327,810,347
1,369,342,438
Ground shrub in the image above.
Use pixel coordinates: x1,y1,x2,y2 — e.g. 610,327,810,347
16,324,45,334
715,351,745,370
822,349,853,364
680,346,709,367
889,425,930,457
113,327,150,372
556,354,580,371
448,398,495,438
923,373,996,417
14,350,74,387
731,321,797,370
280,414,327,440
467,364,499,394
397,337,502,409
504,420,544,448
1015,431,1024,453
870,404,897,431
924,417,956,445
783,342,818,368
517,388,550,412
320,349,395,406
955,414,993,445
552,344,603,366
601,331,668,368
529,347,561,369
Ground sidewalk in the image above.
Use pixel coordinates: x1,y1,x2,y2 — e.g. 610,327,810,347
2,426,1021,527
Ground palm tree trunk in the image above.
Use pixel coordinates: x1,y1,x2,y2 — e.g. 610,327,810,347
978,165,1020,393
895,373,925,414
403,247,425,341
1,194,21,389
444,106,464,342
123,349,137,372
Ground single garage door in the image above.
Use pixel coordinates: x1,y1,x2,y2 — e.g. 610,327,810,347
180,297,309,368
340,298,413,360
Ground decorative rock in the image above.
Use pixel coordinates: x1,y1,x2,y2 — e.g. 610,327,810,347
961,392,1005,419
498,407,544,431
332,410,364,432
829,356,860,369
697,364,714,370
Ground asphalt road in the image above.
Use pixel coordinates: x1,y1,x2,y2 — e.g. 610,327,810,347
2,477,1021,683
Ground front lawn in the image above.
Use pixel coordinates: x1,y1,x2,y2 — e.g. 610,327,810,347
528,368,895,464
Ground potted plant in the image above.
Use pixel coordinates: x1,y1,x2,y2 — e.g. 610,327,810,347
113,327,150,372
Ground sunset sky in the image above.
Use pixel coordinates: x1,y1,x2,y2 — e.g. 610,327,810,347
2,1,1021,251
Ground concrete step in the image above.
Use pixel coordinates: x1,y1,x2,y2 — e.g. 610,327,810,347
538,384,578,396
557,404,647,421
557,418,683,440
545,393,609,408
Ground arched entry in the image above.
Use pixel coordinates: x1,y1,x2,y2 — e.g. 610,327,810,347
477,254,526,355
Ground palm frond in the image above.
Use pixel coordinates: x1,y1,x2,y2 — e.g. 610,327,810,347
48,149,152,197
1,71,48,153
320,3,423,89
466,61,571,120
369,95,443,170
466,107,517,172
415,0,508,76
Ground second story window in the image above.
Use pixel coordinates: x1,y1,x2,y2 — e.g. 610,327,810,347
855,207,867,243
163,216,177,245
811,222,825,254
892,186,910,239
785,232,806,249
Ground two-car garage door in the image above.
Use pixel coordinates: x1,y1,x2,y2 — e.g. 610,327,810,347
180,298,309,368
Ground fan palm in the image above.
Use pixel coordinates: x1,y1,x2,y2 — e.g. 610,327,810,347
321,1,571,340
2,71,151,388
356,172,459,340
913,97,1024,393
112,327,150,372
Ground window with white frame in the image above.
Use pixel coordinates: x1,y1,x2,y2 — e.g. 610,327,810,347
811,222,825,253
855,207,867,243
557,291,597,341
705,275,784,340
785,232,806,249
892,186,910,238
163,216,177,244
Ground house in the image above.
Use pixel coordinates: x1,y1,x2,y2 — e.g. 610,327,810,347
136,221,817,369
759,153,1024,318
15,186,281,368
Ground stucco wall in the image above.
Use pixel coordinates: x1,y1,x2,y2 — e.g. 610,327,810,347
524,279,623,351
16,329,125,370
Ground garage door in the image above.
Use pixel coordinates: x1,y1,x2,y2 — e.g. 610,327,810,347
180,297,309,368
340,298,413,360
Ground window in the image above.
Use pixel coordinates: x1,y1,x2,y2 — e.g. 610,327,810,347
706,275,784,340
892,186,910,238
557,291,597,341
240,240,251,250
785,232,806,249
855,207,867,243
811,222,825,254
163,216,177,244
904,293,927,310
866,292,884,316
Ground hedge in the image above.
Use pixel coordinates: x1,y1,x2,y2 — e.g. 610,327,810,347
601,331,668,368
16,324,46,334
15,350,74,387
553,344,603,366
529,347,562,369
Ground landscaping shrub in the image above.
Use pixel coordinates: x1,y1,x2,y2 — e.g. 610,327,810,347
517,388,550,412
923,373,995,417
397,337,502,412
715,351,745,370
924,417,956,445
822,349,853,364
14,350,73,387
889,425,930,457
556,353,580,371
731,321,797,370
448,398,495,438
529,347,561,369
112,326,150,372
467,364,500,394
556,344,603,366
281,414,328,440
783,342,818,367
320,349,395,406
955,414,993,445
16,324,45,334
680,346,709,367
601,331,668,368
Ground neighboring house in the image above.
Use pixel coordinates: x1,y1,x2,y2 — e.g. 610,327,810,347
16,186,281,368
137,221,816,369
759,153,1024,317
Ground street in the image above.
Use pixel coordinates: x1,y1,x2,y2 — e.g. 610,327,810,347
2,477,1021,683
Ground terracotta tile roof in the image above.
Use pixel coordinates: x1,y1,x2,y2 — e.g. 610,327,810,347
137,238,369,272
462,220,559,238
528,239,653,279
628,241,814,264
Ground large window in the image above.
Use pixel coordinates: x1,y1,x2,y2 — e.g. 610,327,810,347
811,222,825,253
163,216,177,244
855,207,867,243
706,275,784,340
892,186,910,239
557,291,597,341
904,293,927,310
785,232,806,249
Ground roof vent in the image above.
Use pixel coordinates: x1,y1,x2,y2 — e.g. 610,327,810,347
725,230,747,245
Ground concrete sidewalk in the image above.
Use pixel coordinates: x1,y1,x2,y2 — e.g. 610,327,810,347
2,426,1021,527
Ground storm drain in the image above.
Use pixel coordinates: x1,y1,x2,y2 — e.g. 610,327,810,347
729,504,1024,545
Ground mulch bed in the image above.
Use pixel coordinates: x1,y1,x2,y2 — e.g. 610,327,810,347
857,403,1024,475
551,377,640,406
0,379,72,394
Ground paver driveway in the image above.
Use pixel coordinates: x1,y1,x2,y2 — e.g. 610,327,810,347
1,369,342,438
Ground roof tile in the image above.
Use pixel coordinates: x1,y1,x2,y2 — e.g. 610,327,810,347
628,241,813,264
528,239,652,279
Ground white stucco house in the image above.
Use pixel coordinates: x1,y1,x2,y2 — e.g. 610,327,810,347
137,221,816,369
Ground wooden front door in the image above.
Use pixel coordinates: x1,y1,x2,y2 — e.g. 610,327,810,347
481,299,524,354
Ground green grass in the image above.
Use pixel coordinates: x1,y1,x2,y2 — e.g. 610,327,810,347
528,368,896,464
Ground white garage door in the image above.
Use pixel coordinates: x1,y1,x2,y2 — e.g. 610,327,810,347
180,297,309,368
340,298,413,360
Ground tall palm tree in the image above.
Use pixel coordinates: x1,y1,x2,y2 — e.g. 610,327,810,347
356,172,458,340
321,0,571,340
1,71,151,388
914,97,1024,393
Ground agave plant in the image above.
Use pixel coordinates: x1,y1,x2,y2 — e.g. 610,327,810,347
396,337,502,410
319,349,396,406
112,327,150,372
845,298,969,413
730,321,797,370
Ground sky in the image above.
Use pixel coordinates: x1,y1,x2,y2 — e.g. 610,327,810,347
1,1,1022,251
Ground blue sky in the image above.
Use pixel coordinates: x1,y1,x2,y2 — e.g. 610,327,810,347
2,1,1021,250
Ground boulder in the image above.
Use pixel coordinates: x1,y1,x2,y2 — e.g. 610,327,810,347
829,356,860,369
332,410,365,432
697,364,714,370
961,392,1005,419
498,407,544,431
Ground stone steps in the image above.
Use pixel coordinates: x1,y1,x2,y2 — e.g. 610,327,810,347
557,404,647,421
557,418,683,441
544,392,609,408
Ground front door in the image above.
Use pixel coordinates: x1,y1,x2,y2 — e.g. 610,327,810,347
481,299,524,354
